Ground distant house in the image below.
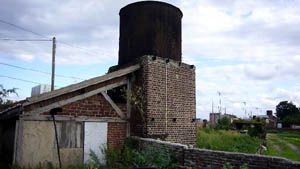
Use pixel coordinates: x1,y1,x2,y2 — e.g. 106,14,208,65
209,113,236,127
195,118,208,128
254,110,277,128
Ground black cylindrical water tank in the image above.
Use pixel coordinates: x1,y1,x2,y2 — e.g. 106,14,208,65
118,1,182,66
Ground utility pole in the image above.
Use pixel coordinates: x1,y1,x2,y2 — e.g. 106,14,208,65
51,37,56,91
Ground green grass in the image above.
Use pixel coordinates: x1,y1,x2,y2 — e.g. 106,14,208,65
196,128,262,154
264,130,300,161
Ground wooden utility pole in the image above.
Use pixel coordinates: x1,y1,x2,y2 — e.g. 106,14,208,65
51,37,56,91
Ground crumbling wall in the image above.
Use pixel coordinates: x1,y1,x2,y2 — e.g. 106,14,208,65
15,120,83,166
16,120,60,166
15,120,127,167
133,137,300,169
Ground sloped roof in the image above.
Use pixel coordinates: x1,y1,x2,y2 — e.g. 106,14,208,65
0,64,140,119
24,64,140,106
0,102,23,120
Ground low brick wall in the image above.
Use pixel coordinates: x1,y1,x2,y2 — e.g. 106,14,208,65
133,137,300,169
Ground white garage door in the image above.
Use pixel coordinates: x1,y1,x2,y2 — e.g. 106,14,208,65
84,122,107,163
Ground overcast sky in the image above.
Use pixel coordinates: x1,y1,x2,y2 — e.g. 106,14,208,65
1,0,300,119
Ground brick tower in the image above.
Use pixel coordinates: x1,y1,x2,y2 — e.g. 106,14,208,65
119,1,196,145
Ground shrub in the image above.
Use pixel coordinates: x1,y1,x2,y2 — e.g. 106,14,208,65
216,116,231,130
248,124,266,138
91,138,178,169
132,145,178,169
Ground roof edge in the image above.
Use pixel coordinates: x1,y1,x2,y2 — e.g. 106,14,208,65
24,64,140,106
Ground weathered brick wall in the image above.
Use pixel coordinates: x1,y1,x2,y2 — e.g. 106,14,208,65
42,94,119,117
137,56,196,145
107,122,127,148
184,148,300,169
133,137,300,169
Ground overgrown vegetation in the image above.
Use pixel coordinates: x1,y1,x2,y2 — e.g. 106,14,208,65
129,85,146,122
216,116,231,130
264,130,300,161
92,138,178,169
232,118,266,138
197,128,262,153
11,138,178,169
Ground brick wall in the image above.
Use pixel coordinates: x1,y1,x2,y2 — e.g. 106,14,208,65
44,94,128,148
41,94,120,117
107,122,127,148
135,56,196,145
133,137,300,169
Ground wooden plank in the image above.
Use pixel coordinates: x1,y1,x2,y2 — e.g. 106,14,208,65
20,115,126,122
13,119,24,164
101,92,126,119
126,78,132,137
25,64,140,105
25,80,127,115
13,120,19,164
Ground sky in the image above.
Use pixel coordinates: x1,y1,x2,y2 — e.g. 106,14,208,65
1,0,300,120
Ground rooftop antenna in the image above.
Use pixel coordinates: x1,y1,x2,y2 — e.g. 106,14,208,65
211,98,214,113
217,91,222,114
243,101,247,118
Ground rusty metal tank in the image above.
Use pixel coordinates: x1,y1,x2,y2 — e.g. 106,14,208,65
118,1,182,66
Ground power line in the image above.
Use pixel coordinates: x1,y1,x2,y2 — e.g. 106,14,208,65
0,19,48,38
0,75,44,85
0,19,105,57
0,62,84,80
0,38,51,41
56,40,110,57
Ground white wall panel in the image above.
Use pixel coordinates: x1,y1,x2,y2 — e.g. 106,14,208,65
84,122,107,163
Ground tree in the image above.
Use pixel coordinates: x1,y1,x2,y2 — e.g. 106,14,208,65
216,116,231,130
276,101,299,120
282,114,300,125
0,85,17,111
276,101,300,126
